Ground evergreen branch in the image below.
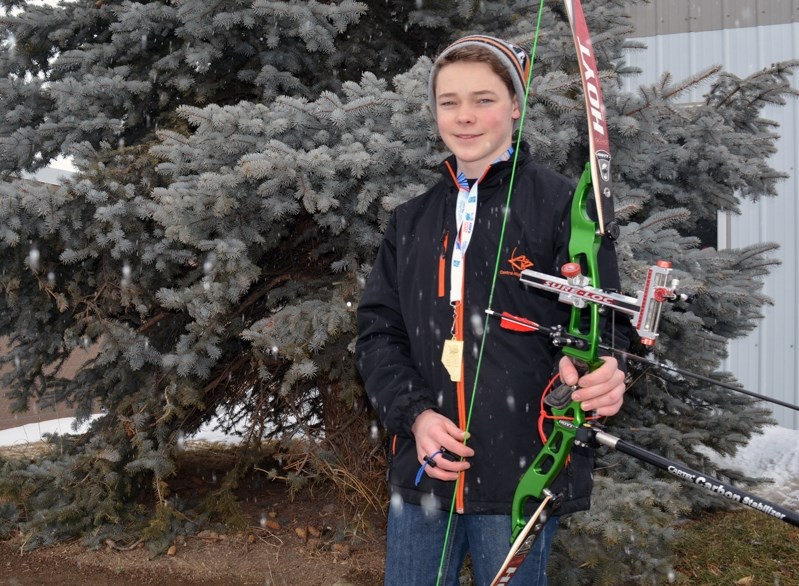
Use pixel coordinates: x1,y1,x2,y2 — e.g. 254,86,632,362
637,208,691,233
137,310,171,334
230,274,293,322
625,65,722,117
201,353,250,397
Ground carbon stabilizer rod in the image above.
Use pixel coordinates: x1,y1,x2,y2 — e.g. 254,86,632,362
592,428,799,527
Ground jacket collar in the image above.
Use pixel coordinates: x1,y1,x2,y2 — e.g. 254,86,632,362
437,142,531,192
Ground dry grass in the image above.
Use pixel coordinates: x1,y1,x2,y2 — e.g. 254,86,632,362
674,509,799,585
0,441,53,460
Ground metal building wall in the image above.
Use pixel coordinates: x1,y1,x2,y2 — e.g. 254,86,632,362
628,0,799,36
622,10,799,428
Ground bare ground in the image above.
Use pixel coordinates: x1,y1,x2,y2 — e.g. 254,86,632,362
0,442,386,586
0,528,385,586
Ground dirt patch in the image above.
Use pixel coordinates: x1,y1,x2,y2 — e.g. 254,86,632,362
0,530,384,586
0,443,387,586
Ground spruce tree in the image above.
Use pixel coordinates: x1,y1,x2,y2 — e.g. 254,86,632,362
0,0,794,581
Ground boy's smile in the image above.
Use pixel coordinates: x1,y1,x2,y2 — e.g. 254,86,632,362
434,60,520,179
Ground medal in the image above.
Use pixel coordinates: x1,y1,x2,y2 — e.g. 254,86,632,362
441,338,463,381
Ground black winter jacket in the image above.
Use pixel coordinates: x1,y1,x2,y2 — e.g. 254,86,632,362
356,145,626,516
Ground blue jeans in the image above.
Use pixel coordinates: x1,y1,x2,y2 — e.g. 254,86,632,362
384,500,558,586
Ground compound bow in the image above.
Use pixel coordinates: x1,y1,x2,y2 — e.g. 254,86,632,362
489,2,618,580
489,2,799,583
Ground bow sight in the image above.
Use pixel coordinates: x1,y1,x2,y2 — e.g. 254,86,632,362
520,260,686,348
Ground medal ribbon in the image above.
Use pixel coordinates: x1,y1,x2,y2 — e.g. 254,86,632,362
449,147,514,304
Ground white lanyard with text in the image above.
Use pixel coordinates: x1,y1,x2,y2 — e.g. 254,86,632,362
449,177,478,304
442,148,514,382
449,147,514,304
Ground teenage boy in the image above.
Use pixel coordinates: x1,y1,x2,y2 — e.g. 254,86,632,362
356,35,627,585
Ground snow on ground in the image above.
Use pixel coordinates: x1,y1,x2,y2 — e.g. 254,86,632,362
1,417,797,511
0,415,100,447
706,425,799,511
0,414,237,449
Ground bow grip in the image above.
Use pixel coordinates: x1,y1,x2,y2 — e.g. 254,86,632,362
562,163,605,371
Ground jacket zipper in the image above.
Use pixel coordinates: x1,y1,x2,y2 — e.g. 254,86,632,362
455,267,467,514
443,161,492,514
438,229,449,298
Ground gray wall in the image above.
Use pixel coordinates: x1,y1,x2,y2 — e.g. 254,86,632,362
624,7,799,428
628,0,798,36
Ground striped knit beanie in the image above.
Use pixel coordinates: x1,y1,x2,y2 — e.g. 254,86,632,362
428,35,531,130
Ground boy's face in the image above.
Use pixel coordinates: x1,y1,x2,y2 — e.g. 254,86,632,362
434,60,520,179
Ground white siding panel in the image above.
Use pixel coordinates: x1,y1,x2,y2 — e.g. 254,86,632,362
628,0,799,37
623,23,799,428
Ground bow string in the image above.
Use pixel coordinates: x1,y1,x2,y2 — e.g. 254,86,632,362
437,1,615,583
434,2,548,584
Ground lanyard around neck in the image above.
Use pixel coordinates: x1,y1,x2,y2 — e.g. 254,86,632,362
449,147,514,304
449,176,477,303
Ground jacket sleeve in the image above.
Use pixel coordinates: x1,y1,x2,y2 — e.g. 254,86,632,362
355,211,438,437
